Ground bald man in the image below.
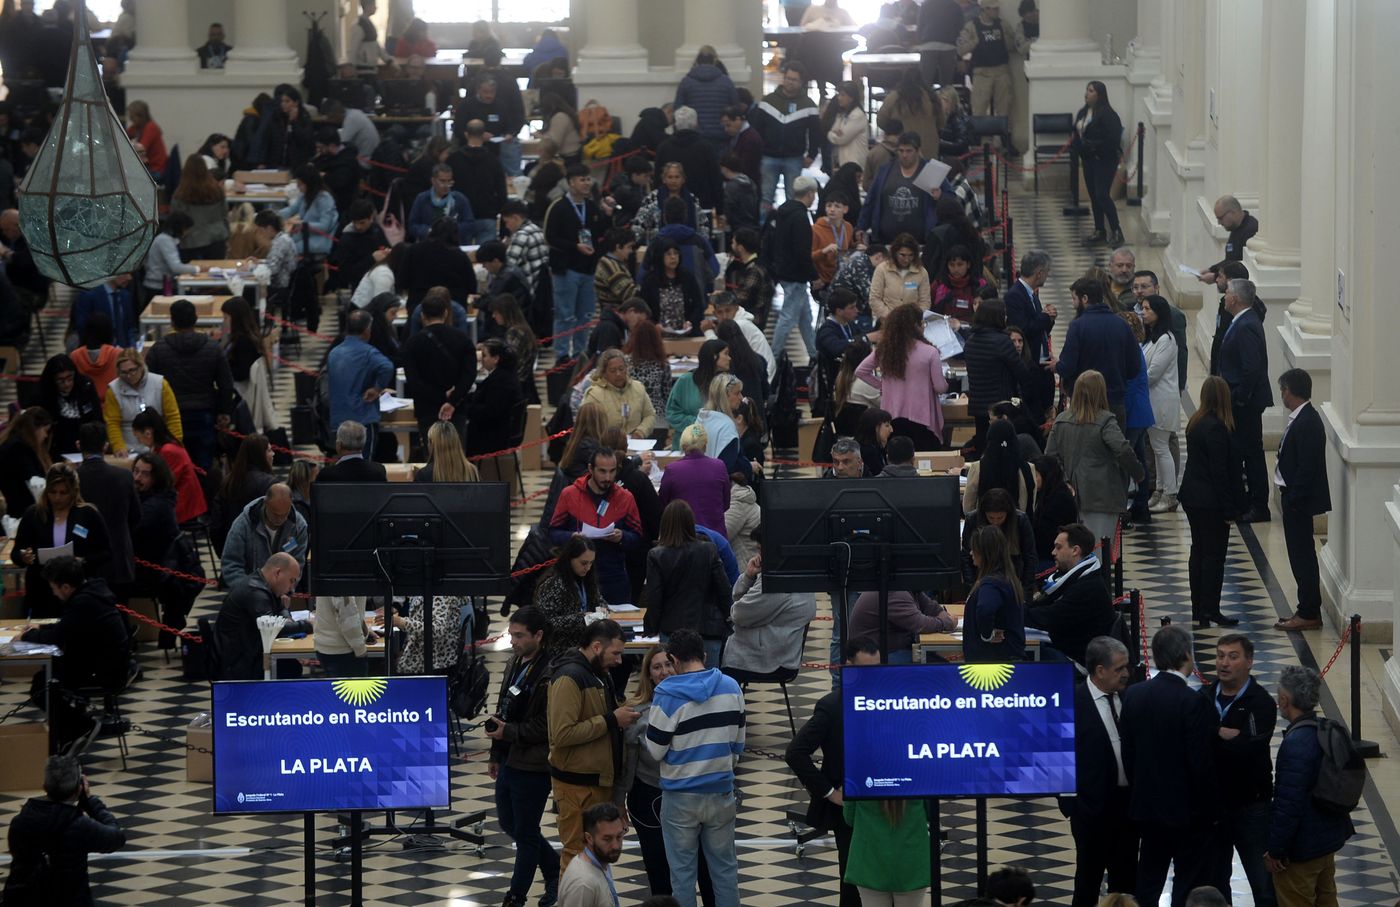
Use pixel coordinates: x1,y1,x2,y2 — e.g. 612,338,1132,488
219,483,309,589
215,551,310,680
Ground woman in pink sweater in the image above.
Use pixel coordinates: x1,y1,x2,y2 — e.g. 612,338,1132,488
856,304,948,449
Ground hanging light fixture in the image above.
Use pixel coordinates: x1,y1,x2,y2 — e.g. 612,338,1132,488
17,0,157,288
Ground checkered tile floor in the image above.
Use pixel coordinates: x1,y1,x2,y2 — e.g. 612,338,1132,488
0,180,1396,907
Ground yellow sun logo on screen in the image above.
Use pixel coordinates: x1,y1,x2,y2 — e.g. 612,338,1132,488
958,664,1015,691
332,679,388,707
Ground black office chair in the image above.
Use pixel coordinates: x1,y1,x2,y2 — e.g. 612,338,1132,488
967,115,1012,152
505,397,530,497
1031,113,1076,192
722,626,809,736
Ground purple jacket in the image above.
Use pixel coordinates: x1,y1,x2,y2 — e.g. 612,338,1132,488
659,450,732,533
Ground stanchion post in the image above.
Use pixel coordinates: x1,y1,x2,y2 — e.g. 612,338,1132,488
304,812,315,907
1114,541,1124,599
1126,121,1145,207
1349,614,1382,758
1099,536,1112,576
1063,146,1089,217
1003,216,1014,280
1129,589,1146,683
982,141,995,225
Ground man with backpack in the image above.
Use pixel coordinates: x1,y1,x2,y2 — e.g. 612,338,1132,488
2,754,126,905
1265,665,1356,906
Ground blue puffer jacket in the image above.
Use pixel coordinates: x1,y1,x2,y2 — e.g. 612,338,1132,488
1123,346,1153,430
1267,715,1355,862
279,190,339,257
674,64,737,142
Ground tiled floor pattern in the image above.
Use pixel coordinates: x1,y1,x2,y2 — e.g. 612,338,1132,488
0,183,1396,906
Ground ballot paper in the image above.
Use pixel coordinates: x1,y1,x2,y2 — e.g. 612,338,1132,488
914,158,952,194
627,438,658,452
290,610,311,622
38,542,74,564
608,604,641,612
379,393,414,413
922,312,964,359
581,522,616,539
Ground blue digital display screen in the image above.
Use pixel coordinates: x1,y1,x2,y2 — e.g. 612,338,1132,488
212,676,450,814
842,663,1077,798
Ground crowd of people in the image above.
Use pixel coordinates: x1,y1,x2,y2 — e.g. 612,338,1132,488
0,4,1356,907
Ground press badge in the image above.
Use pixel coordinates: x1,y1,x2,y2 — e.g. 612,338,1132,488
73,525,89,539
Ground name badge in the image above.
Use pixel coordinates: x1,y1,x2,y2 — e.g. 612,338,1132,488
282,538,297,552
487,113,500,122
596,500,609,520
508,684,523,698
621,403,631,420
788,102,796,114
905,280,919,291
1225,243,1234,254
73,524,89,539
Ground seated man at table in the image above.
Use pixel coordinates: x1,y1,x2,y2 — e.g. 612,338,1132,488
21,555,130,695
220,484,309,589
721,530,816,680
1026,522,1116,665
316,421,388,483
327,199,390,292
848,588,956,663
216,551,311,680
408,163,474,244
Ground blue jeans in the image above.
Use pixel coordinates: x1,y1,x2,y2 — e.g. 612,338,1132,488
661,790,739,907
552,268,596,358
499,138,523,176
496,764,560,901
470,218,499,244
772,281,816,359
182,408,216,471
760,155,804,216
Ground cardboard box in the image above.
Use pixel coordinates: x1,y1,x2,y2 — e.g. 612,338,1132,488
147,295,222,317
663,337,706,358
187,724,213,784
0,723,49,791
797,418,823,464
914,451,965,476
233,169,291,185
126,597,160,644
942,394,971,422
384,463,422,482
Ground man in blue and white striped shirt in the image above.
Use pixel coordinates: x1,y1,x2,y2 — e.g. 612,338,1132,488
644,629,746,907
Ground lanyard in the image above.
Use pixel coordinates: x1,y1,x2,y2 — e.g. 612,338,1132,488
1215,678,1250,721
580,848,620,907
832,220,847,250
572,199,588,224
575,580,589,611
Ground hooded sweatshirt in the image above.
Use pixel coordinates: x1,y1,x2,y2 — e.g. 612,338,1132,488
645,667,746,793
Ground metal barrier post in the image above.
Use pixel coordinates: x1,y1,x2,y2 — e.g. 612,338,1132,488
1349,614,1382,758
1063,146,1089,216
1003,216,1013,280
982,141,995,224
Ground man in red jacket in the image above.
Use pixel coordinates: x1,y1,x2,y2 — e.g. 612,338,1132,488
550,448,643,604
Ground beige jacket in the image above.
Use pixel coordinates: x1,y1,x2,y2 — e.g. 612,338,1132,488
869,261,931,320
583,375,656,436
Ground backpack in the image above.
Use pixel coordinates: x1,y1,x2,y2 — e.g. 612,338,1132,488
1296,716,1366,816
0,808,79,906
768,352,801,448
448,618,490,720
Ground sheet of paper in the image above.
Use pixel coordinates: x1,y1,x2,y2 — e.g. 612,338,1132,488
38,542,74,564
608,604,641,612
580,522,616,539
0,636,13,644
922,312,964,359
379,394,413,413
626,438,657,452
956,617,964,631
290,610,310,622
914,158,952,194
631,635,661,645
61,453,83,463
1179,264,1202,277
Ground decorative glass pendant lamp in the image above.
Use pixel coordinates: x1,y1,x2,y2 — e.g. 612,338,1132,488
17,0,157,287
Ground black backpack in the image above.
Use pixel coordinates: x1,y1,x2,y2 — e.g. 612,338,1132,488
1,808,79,905
768,352,801,447
1295,716,1366,816
448,617,490,720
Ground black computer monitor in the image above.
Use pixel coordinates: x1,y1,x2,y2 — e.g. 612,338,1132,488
381,79,428,113
325,78,372,111
310,483,511,597
758,477,960,594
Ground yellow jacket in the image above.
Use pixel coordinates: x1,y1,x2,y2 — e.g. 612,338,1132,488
582,375,656,437
869,261,932,321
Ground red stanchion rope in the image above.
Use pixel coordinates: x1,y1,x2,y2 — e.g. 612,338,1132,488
1319,619,1353,678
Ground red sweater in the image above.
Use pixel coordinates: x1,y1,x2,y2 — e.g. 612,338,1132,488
158,442,207,524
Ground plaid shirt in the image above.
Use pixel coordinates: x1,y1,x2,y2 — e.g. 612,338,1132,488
723,256,774,323
950,173,984,229
506,220,548,290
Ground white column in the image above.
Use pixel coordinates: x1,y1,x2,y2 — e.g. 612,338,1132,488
1126,0,1161,82
1286,0,1338,338
675,0,752,84
1025,0,1126,155
573,0,655,130
1322,0,1400,645
1139,0,1173,240
1161,0,1210,333
225,0,300,77
123,0,195,72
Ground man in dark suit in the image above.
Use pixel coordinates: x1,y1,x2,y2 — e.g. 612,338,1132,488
1121,623,1219,907
1062,635,1137,907
1274,368,1330,630
784,638,881,907
74,423,140,601
315,421,388,483
1217,278,1273,522
1027,524,1117,663
1004,250,1057,410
